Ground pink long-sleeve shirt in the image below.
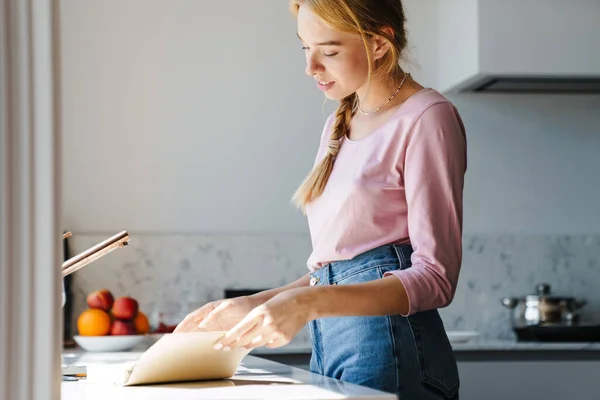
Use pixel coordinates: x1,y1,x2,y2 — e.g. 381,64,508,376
305,88,467,316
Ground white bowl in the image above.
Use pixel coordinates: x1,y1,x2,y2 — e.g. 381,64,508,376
446,330,480,344
142,333,165,347
74,335,146,352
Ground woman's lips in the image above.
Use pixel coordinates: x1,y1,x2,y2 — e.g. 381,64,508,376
317,80,335,91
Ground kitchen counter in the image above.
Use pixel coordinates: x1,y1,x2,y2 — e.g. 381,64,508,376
451,338,600,361
451,339,600,351
250,337,600,365
251,337,600,353
61,351,395,400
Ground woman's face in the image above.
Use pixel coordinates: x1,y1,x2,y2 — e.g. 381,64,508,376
296,5,370,101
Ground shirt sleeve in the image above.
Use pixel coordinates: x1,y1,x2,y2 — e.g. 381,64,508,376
384,101,467,316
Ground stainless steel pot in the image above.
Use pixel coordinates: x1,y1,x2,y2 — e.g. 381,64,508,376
501,283,587,328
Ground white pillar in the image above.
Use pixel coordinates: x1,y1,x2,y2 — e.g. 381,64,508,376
0,0,62,399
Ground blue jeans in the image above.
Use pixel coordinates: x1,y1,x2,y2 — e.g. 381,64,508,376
307,244,460,399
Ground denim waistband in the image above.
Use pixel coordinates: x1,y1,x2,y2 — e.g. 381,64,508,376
310,243,413,286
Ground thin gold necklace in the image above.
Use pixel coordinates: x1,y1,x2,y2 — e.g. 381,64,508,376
358,73,410,116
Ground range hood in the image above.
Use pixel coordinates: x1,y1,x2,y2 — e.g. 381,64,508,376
437,0,600,94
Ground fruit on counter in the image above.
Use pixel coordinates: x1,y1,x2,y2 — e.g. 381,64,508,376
110,319,137,336
77,290,152,337
86,289,114,311
153,322,178,334
111,296,139,320
77,308,112,336
133,311,150,334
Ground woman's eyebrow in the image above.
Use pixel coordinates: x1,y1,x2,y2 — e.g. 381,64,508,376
297,33,342,46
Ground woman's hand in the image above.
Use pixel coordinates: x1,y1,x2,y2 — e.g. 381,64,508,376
173,296,261,333
213,287,313,351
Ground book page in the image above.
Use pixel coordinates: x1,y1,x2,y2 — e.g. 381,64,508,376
87,332,251,386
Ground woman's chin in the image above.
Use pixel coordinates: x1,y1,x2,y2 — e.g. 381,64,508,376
324,90,352,102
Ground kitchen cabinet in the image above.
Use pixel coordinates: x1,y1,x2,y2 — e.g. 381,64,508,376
437,0,600,93
458,361,600,400
253,339,600,399
253,356,600,400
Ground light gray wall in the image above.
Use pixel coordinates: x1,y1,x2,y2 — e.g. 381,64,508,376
60,0,322,234
437,0,479,92
60,1,600,236
451,92,600,234
59,0,440,234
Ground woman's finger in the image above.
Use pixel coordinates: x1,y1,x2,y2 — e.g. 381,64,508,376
247,330,280,349
174,301,223,333
215,306,264,348
174,311,202,333
265,335,286,348
227,323,265,349
216,311,263,349
198,301,231,328
197,311,215,327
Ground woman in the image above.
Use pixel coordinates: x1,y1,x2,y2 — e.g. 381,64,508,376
175,1,466,398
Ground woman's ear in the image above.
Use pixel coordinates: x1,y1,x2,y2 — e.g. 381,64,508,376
371,26,395,61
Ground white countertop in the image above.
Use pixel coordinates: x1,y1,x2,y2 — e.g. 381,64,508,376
61,351,395,400
249,337,600,355
61,336,600,399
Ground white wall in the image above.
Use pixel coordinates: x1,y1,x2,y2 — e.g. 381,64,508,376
60,0,330,234
437,0,479,93
60,1,600,236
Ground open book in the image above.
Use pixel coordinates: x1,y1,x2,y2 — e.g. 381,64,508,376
86,332,251,386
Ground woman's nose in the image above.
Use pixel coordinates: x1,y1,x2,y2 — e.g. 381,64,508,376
305,54,322,77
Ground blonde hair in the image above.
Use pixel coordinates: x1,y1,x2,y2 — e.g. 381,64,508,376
290,0,408,211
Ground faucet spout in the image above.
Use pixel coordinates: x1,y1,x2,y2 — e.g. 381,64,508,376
61,230,130,277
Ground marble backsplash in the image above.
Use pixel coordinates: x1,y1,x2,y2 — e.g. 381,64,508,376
65,233,600,341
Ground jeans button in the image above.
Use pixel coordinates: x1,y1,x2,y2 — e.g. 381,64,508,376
310,276,319,286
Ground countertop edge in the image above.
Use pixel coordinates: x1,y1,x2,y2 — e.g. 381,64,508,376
249,339,600,356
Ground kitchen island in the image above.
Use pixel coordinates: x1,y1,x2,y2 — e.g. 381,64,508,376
61,350,396,400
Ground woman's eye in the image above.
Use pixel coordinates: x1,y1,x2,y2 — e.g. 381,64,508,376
301,46,337,57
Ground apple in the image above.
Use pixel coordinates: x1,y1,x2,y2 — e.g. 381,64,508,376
154,322,169,334
153,322,176,334
110,319,136,336
111,297,139,321
86,289,114,311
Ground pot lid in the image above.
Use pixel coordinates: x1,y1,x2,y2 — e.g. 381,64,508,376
524,283,576,302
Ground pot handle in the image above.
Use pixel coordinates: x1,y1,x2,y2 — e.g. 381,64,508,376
501,297,519,309
574,299,587,309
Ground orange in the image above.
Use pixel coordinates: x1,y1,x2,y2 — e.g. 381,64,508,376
77,308,111,336
134,311,150,334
